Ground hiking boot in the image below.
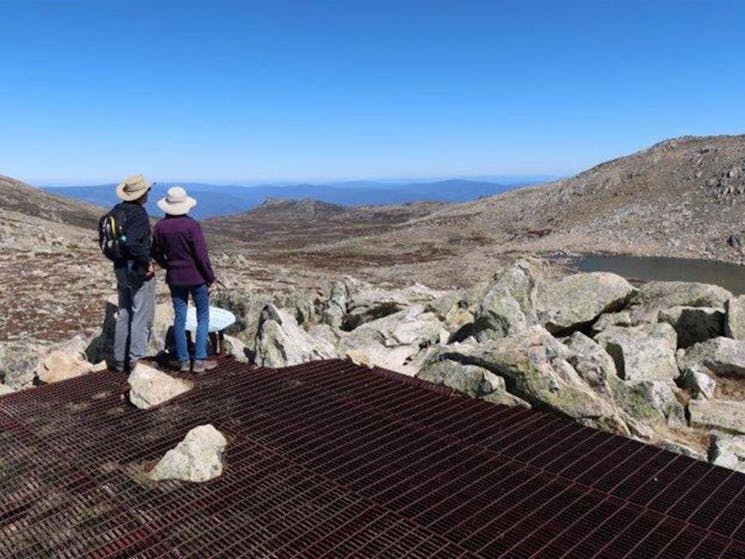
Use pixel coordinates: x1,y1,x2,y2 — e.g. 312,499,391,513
192,359,217,374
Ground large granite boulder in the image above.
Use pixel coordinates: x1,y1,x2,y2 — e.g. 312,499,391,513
254,304,337,367
709,432,745,473
562,332,619,399
212,288,269,344
427,290,478,333
725,296,745,340
538,272,636,334
321,279,352,328
0,339,52,388
677,337,745,378
128,363,193,410
471,261,538,342
432,326,628,433
594,323,678,382
614,380,686,427
417,359,529,408
690,399,745,435
339,305,446,376
634,281,733,311
658,306,724,348
149,424,228,482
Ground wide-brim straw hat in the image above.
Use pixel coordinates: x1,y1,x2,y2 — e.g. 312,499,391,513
157,186,197,216
116,174,151,201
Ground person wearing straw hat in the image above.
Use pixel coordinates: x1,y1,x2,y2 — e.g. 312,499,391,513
151,186,217,373
111,174,156,373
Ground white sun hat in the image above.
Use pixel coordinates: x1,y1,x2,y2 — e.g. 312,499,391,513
116,174,151,201
157,186,197,216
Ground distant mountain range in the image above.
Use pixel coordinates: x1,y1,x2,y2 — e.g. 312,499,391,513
42,179,540,219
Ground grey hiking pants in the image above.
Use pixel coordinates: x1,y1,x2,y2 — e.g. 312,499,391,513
114,266,156,368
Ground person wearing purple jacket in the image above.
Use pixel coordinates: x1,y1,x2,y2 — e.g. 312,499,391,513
151,186,217,373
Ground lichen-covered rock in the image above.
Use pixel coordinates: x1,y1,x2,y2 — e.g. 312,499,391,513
417,359,529,408
658,306,724,348
472,261,539,342
0,339,51,388
635,281,733,311
594,323,678,382
433,326,628,433
725,296,745,340
128,363,193,410
149,424,227,482
709,432,745,473
690,399,745,435
562,332,619,399
538,272,636,334
254,304,337,367
677,337,745,378
211,288,269,344
624,381,686,427
338,306,445,376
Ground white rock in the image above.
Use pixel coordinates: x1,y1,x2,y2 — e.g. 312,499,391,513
149,424,227,482
710,432,745,473
0,384,16,396
35,349,93,384
128,363,193,410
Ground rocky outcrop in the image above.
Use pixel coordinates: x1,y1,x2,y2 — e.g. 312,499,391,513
538,272,636,334
658,306,724,348
689,399,745,435
417,359,530,408
470,261,538,342
432,326,629,434
255,304,337,367
594,323,678,382
149,424,228,482
339,305,445,376
128,363,193,410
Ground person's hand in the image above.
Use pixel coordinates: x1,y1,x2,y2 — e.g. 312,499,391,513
144,262,155,280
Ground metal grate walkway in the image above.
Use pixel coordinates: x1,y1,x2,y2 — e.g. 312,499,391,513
0,358,744,558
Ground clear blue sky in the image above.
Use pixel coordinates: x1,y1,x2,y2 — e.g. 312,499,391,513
1,0,744,185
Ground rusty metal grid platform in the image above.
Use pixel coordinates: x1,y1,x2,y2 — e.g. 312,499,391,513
1,358,745,558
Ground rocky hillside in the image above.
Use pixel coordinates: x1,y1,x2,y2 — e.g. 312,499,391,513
203,198,445,251
289,135,745,287
0,175,103,229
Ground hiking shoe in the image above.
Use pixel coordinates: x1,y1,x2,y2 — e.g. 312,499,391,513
180,361,192,373
192,360,217,374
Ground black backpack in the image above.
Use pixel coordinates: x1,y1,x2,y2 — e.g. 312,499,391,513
98,205,128,261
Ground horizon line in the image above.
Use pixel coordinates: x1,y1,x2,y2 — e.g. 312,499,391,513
35,173,564,188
